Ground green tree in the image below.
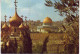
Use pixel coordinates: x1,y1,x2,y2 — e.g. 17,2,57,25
45,0,79,22
41,36,49,53
14,38,18,53
45,0,79,54
20,29,32,53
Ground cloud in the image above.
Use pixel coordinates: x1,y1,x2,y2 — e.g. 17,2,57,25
19,2,45,14
20,8,29,12
5,0,11,3
1,0,65,21
2,0,14,8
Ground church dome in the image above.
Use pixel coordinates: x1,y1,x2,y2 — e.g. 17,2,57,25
43,17,53,23
9,24,12,28
2,23,9,30
19,23,25,29
9,11,23,27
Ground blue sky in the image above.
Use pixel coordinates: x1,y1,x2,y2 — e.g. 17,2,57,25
1,0,65,22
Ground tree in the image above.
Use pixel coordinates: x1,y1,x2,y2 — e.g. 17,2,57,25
45,0,79,54
45,0,79,22
20,29,32,53
14,38,18,53
41,36,49,53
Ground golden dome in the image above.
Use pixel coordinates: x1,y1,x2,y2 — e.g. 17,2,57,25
43,17,52,23
9,11,23,27
2,23,9,30
9,24,12,28
19,23,25,29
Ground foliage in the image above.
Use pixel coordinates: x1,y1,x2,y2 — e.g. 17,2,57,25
45,0,79,54
41,36,49,53
45,0,79,22
32,36,49,53
45,0,53,7
21,30,32,53
32,43,43,53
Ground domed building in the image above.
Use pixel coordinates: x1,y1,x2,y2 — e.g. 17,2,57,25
43,17,52,25
1,0,32,53
1,15,10,41
2,15,9,31
8,6,24,39
37,17,59,33
1,0,30,42
2,23,9,31
1,0,74,54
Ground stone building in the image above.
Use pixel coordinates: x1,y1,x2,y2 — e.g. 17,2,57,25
37,17,59,33
1,0,32,53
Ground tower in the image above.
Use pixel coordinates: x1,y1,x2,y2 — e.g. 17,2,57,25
2,0,32,53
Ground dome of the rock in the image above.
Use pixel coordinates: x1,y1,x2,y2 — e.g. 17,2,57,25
43,17,53,23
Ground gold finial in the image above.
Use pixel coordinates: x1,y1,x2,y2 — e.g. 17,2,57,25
14,0,18,12
4,15,7,23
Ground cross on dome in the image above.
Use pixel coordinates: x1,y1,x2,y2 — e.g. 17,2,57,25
4,15,7,22
21,15,24,18
9,0,23,27
14,0,18,12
